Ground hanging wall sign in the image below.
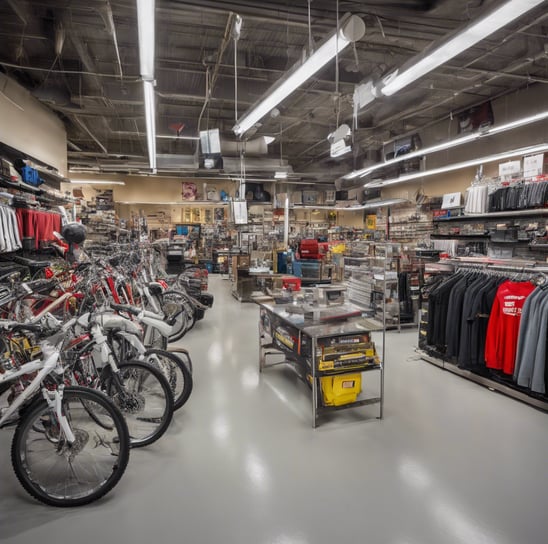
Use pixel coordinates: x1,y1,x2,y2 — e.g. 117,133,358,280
498,160,521,181
523,153,544,179
441,192,462,209
366,214,377,230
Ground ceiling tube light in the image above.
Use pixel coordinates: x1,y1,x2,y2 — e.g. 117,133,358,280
143,80,157,171
345,109,548,180
379,0,545,97
233,14,365,137
156,134,199,141
69,180,126,185
136,0,155,80
365,143,548,188
136,0,156,171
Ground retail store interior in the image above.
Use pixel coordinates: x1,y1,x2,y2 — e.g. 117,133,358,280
0,0,547,542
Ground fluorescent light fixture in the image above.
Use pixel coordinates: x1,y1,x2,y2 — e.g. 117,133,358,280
136,0,156,171
233,14,365,137
143,80,157,171
364,143,548,188
69,180,126,185
263,136,276,145
380,0,545,96
136,0,155,80
156,134,199,141
274,171,288,179
345,109,548,180
358,198,408,209
294,198,408,210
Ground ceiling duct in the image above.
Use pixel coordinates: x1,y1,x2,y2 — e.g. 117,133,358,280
156,154,199,170
222,157,293,174
220,136,270,157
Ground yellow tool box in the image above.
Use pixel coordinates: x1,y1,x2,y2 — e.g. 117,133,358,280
320,373,362,406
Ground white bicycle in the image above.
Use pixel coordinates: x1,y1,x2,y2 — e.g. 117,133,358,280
0,321,130,507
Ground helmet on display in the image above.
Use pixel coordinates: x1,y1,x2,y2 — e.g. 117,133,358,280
61,222,86,244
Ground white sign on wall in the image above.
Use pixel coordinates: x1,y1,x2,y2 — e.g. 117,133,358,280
498,160,521,181
523,153,544,179
441,192,462,209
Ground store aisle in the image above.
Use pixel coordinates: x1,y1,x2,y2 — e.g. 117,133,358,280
1,275,547,544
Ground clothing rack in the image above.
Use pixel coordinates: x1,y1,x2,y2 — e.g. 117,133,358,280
419,259,548,412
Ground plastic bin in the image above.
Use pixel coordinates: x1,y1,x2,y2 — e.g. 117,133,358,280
320,373,362,406
282,276,301,292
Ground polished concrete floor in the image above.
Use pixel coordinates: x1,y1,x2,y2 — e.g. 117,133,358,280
1,275,547,544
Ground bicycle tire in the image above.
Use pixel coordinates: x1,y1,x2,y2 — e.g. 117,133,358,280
143,348,193,410
163,290,196,341
11,386,130,507
101,360,174,448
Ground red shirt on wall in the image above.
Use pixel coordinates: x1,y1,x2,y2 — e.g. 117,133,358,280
484,280,535,374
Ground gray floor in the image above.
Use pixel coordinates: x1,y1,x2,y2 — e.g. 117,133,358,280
1,275,547,544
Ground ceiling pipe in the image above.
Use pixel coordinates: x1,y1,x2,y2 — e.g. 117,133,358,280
196,12,236,135
102,1,124,81
71,115,108,155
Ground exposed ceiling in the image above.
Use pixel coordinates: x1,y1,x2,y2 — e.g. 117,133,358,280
1,0,547,186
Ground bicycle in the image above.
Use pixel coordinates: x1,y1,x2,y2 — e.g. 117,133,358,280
0,321,130,507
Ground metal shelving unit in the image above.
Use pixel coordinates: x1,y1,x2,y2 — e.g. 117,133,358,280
343,242,419,330
257,301,385,428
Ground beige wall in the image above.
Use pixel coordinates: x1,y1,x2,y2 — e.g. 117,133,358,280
0,74,67,175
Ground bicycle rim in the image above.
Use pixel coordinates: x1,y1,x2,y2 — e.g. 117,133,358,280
144,349,193,410
105,360,173,448
11,387,130,507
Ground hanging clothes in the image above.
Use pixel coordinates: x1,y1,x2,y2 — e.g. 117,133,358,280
15,208,62,249
484,280,536,375
514,286,548,394
0,205,22,252
464,185,489,214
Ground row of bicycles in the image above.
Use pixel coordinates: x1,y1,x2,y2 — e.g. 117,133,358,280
0,233,213,507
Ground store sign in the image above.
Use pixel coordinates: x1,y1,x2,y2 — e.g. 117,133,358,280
523,153,544,179
441,192,462,209
366,214,377,230
498,160,521,181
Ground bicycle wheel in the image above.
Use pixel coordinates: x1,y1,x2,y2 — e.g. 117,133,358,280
163,290,195,341
144,349,193,411
11,386,130,507
102,360,174,448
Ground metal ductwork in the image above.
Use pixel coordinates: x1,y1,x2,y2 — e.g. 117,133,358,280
222,157,292,174
156,154,199,170
220,136,271,157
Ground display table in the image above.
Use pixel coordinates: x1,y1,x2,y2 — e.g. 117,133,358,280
232,271,300,302
257,300,384,427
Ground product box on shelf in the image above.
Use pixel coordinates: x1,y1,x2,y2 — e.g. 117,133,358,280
320,373,362,406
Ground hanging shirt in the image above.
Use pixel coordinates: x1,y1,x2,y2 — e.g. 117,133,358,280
485,280,536,374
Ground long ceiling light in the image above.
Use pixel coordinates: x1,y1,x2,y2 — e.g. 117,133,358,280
233,14,365,137
381,0,544,96
69,180,126,185
379,0,545,97
136,0,156,171
345,109,548,181
364,143,548,188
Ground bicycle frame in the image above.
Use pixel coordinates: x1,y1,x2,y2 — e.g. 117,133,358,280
0,340,76,442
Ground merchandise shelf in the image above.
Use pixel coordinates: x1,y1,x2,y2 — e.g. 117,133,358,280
257,301,385,428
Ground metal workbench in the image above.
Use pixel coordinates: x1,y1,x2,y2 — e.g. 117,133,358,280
257,300,385,428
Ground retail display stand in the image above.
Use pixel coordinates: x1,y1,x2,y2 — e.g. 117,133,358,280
344,241,420,330
257,299,385,428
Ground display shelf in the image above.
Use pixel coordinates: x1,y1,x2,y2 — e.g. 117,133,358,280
417,350,548,412
430,233,489,239
433,209,548,221
258,301,385,427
